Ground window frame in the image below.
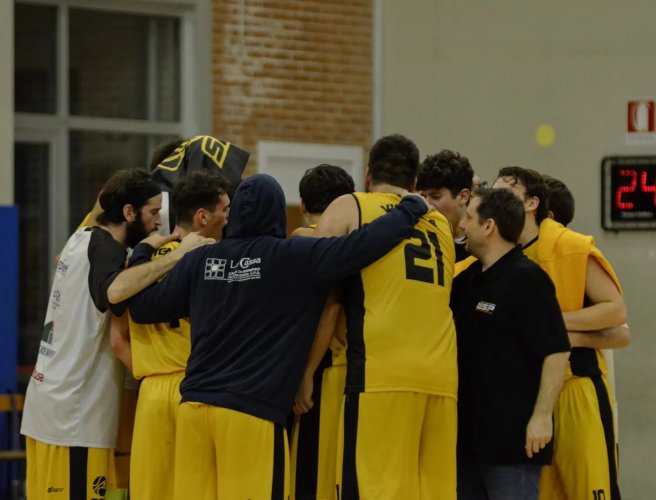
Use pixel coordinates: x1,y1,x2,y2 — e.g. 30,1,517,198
14,0,211,254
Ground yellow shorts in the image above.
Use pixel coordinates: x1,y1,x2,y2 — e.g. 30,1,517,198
540,375,620,500
291,363,346,500
106,387,137,497
174,402,290,500
337,392,457,500
130,372,184,500
26,437,111,500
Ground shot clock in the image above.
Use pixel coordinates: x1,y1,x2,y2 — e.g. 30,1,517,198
602,156,656,230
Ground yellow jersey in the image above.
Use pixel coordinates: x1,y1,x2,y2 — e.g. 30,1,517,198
129,241,191,379
343,192,458,397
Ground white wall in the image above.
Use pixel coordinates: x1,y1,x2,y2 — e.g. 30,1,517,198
382,1,656,496
0,0,13,205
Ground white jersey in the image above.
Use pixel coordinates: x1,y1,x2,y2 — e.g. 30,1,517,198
21,228,125,448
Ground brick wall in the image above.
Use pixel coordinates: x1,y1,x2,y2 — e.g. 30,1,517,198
211,0,373,176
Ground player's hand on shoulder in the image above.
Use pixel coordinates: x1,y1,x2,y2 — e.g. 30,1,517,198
140,232,180,249
177,232,216,254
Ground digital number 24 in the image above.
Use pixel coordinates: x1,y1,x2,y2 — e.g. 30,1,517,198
404,228,445,286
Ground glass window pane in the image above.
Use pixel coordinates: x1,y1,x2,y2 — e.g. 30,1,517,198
14,142,51,366
14,4,57,114
154,18,181,121
68,131,177,232
69,9,180,121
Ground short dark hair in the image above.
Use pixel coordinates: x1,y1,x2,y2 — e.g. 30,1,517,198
299,164,355,214
171,170,229,225
96,169,161,225
474,187,525,243
416,149,474,196
496,166,549,223
149,137,185,171
368,134,419,190
543,175,575,227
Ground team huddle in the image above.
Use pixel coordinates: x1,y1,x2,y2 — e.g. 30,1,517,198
20,133,629,500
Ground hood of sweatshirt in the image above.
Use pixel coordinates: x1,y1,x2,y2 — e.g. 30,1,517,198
225,174,287,239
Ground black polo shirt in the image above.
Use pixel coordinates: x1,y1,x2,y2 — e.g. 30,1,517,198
451,246,570,465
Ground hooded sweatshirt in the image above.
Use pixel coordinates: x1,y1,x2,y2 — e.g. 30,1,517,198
129,174,428,425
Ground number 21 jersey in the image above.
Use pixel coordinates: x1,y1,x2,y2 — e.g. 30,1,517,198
343,192,458,398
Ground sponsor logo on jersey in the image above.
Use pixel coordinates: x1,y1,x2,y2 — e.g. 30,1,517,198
56,259,69,276
155,246,173,257
31,369,45,383
475,301,496,314
51,289,62,309
41,321,54,344
380,203,395,213
204,257,261,282
47,486,64,493
39,344,56,358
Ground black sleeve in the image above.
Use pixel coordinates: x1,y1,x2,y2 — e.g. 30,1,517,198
87,229,127,316
128,252,192,324
128,242,156,267
515,266,571,358
297,195,428,286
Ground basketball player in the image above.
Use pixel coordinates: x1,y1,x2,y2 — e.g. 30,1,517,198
493,167,628,500
128,170,230,500
21,169,211,500
314,134,458,499
289,164,354,499
417,149,474,262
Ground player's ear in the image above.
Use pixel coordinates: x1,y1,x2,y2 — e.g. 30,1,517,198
525,195,540,214
194,208,208,227
459,188,471,205
123,204,136,223
364,168,372,191
484,218,496,236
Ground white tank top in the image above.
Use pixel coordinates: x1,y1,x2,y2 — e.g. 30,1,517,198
21,229,123,448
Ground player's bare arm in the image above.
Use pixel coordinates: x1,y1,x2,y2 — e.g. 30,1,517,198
314,194,360,237
109,312,132,372
525,351,569,458
562,256,627,332
107,232,214,304
293,289,342,415
568,323,631,349
291,226,315,237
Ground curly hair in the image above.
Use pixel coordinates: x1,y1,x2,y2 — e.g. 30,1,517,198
416,149,474,196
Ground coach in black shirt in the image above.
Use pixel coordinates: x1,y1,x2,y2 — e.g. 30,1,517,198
451,188,570,500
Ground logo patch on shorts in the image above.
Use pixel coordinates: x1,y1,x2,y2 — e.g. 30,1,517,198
92,476,106,496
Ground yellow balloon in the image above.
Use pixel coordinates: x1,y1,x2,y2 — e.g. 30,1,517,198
536,124,555,147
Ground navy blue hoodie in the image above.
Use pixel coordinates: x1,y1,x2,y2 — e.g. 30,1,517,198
129,174,428,425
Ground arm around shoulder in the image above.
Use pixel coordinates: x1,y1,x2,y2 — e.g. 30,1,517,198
107,232,214,304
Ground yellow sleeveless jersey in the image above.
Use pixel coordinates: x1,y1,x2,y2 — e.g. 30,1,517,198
129,241,191,379
343,192,458,397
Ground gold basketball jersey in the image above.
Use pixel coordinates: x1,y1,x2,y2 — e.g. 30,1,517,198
343,192,458,397
129,241,191,379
